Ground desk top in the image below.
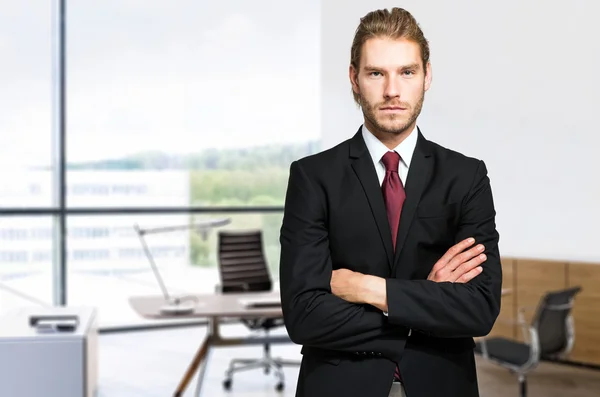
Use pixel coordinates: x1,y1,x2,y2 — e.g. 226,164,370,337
129,291,283,319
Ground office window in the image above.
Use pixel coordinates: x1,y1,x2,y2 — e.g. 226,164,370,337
71,249,111,261
0,217,53,315
61,1,319,326
0,2,53,207
69,227,110,239
66,0,320,208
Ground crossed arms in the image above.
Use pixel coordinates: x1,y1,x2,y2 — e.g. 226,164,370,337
278,159,502,356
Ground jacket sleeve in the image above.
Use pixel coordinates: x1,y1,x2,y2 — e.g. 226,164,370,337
385,160,502,337
279,160,406,360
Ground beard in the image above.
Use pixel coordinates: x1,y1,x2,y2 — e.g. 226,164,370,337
360,90,425,136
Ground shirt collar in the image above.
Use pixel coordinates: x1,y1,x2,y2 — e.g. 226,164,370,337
361,124,418,169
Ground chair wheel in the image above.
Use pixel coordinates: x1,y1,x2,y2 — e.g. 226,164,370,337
223,379,232,390
275,382,284,392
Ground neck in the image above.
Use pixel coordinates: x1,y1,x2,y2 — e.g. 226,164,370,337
364,120,416,150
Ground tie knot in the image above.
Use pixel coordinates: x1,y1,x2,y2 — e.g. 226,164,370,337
381,151,400,172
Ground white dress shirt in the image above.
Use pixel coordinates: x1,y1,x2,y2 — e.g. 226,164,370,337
361,124,418,321
361,124,418,187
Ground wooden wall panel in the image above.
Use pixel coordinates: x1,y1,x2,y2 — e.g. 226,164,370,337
480,258,600,366
567,262,600,365
488,257,516,339
514,259,568,342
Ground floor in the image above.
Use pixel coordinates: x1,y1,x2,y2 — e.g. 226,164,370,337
98,324,301,397
98,325,600,397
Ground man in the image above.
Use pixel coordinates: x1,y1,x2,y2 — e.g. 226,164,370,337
279,7,502,397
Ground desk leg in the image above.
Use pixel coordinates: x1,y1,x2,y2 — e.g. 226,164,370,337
174,335,211,397
193,346,212,397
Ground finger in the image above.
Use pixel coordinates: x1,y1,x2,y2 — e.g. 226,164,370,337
433,237,476,272
441,237,476,263
447,244,485,272
451,254,487,282
455,266,483,283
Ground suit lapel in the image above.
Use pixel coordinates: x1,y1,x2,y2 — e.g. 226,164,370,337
349,130,395,269
393,129,434,268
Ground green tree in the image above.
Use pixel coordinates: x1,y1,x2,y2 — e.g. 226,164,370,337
189,231,212,267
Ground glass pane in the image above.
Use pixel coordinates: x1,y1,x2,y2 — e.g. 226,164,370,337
0,2,53,207
0,216,53,315
67,1,321,208
67,212,282,327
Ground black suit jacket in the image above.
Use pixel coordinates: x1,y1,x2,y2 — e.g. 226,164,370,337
279,127,502,397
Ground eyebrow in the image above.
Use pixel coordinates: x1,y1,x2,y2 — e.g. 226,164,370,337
363,63,421,72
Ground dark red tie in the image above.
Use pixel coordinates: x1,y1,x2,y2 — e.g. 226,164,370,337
381,151,406,382
381,151,406,250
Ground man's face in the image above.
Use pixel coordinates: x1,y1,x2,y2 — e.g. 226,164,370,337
350,37,431,137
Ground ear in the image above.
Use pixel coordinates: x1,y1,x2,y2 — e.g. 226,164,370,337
424,62,432,92
349,64,360,95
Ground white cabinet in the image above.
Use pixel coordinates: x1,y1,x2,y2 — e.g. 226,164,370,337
0,307,98,397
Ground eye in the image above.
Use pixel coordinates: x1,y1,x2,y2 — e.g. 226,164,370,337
403,70,415,76
369,71,382,77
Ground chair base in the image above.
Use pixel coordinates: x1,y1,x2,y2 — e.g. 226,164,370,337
223,355,300,392
518,374,527,397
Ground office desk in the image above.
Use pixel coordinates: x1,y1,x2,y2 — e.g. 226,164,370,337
132,289,512,396
130,291,291,397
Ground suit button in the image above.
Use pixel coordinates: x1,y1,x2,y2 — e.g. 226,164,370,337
362,352,367,355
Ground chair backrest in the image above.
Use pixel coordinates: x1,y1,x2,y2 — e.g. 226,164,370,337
217,230,272,293
531,286,581,357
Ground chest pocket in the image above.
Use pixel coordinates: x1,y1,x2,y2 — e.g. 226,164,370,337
414,202,460,244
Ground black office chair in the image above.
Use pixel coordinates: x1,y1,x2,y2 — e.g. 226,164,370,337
216,230,299,392
475,286,582,397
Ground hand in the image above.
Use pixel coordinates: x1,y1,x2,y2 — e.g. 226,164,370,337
330,268,365,303
427,237,486,283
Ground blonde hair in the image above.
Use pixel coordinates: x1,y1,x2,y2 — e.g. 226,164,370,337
350,7,430,104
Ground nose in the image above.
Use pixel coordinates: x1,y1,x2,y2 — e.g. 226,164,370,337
383,74,401,99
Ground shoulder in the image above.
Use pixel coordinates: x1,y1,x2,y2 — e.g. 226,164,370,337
290,138,352,176
428,139,481,165
426,138,487,177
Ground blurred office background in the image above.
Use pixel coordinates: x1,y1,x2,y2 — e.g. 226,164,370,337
0,0,320,327
0,0,599,396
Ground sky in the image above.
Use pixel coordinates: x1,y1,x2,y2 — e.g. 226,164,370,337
0,0,321,166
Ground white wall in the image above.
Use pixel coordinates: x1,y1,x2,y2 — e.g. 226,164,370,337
321,0,600,262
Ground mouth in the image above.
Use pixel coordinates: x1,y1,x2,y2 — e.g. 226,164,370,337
380,107,407,112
